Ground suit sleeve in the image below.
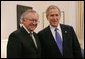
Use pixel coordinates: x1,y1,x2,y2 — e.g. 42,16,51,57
37,32,46,58
71,27,82,58
7,33,22,58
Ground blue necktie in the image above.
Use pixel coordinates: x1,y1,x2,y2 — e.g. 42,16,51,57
55,28,63,55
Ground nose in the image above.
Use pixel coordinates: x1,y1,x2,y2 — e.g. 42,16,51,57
53,16,57,20
32,21,38,25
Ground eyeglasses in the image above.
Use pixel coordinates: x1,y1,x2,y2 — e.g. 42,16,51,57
25,18,40,23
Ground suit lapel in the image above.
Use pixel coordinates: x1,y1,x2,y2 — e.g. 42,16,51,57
60,24,68,44
60,24,70,57
47,26,63,56
47,26,57,47
20,27,38,50
33,32,41,50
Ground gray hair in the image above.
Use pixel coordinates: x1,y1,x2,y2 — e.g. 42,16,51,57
46,5,61,16
20,9,38,25
22,9,38,19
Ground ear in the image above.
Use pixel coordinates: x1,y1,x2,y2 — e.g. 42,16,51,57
46,15,48,18
21,18,25,24
46,15,49,20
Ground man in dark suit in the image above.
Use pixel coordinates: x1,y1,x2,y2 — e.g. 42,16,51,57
38,5,82,58
7,9,41,58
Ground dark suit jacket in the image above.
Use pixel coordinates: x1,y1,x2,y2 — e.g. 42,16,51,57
38,24,82,58
7,27,41,58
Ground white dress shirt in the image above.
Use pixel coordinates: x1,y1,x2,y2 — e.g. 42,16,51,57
50,24,63,42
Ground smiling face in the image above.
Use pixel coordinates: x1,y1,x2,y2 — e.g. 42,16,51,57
22,12,38,32
47,9,61,27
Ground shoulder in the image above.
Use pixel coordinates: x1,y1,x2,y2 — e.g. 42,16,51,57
60,24,75,35
60,24,73,30
38,26,50,34
8,27,25,43
60,24,72,28
9,30,19,39
9,27,24,39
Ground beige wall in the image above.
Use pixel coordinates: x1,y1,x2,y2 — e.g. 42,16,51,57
1,1,80,58
1,1,77,40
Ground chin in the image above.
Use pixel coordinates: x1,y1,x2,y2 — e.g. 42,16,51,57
30,28,35,31
52,25,58,27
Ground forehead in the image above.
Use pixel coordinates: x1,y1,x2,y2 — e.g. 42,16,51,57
26,12,38,18
49,9,59,13
27,12,37,16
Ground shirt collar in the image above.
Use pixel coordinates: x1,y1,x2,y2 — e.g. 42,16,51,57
22,24,33,34
50,23,61,31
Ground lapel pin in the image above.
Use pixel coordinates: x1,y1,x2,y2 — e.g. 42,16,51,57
65,31,67,33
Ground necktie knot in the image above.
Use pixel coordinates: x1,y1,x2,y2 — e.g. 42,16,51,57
29,32,38,48
30,32,33,36
55,28,58,31
55,28,59,33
